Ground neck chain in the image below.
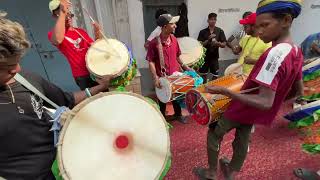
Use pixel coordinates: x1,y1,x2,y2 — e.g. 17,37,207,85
0,84,15,104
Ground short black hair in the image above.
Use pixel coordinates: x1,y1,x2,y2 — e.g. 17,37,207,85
270,9,295,20
208,13,217,19
155,9,168,19
243,11,252,19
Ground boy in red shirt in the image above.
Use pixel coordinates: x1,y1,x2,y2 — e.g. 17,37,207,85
48,0,102,90
194,0,304,179
147,14,192,123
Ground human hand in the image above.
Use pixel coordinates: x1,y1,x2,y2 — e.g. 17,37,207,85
95,75,112,89
59,0,72,14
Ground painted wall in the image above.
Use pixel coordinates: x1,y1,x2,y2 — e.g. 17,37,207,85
291,0,320,45
127,0,148,68
187,0,260,61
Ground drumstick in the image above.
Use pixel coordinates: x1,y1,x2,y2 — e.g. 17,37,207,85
82,8,120,57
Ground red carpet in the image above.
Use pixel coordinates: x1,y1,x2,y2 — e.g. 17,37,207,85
164,103,320,180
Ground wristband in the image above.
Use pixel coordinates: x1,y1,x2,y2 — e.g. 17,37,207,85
85,88,92,97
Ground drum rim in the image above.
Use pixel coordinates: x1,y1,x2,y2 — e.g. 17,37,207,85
85,38,131,78
57,92,170,179
224,63,243,76
177,37,205,66
186,89,212,125
156,77,172,103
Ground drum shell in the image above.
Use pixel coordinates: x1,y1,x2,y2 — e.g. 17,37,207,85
186,74,247,125
57,92,171,180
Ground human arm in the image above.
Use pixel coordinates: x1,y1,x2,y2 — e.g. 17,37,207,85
92,22,103,40
212,29,227,48
243,56,258,65
285,79,303,101
72,76,110,105
177,56,193,71
197,30,214,47
149,61,161,88
50,0,71,45
35,73,110,108
205,85,275,110
227,35,236,49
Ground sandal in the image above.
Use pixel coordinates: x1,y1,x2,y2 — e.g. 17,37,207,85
193,167,215,180
219,157,234,180
293,168,320,180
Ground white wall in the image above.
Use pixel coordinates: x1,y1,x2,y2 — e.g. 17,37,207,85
127,0,148,68
291,0,320,45
187,0,320,60
187,0,260,61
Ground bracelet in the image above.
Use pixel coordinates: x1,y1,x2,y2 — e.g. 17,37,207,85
85,88,92,97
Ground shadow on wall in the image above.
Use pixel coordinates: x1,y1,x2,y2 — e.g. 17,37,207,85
139,59,237,96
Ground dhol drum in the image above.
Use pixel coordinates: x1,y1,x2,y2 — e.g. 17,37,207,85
86,39,137,87
302,58,320,100
57,92,171,180
224,63,243,76
285,100,320,122
300,120,320,154
186,74,247,125
177,37,206,70
156,72,201,103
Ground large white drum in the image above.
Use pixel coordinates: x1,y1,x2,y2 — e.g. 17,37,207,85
177,37,205,69
57,92,170,180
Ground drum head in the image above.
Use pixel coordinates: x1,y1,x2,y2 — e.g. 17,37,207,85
224,63,243,75
177,37,203,66
156,78,172,103
186,90,211,125
86,39,130,77
58,92,169,180
303,58,320,71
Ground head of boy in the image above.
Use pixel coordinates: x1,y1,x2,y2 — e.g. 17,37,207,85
207,13,217,27
0,12,30,86
157,14,180,34
240,13,257,36
255,0,302,43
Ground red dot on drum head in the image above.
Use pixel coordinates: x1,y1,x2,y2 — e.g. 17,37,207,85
115,135,129,149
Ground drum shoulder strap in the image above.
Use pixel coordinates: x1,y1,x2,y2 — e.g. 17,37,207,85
156,36,166,76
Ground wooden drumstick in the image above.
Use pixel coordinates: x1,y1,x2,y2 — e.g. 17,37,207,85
82,7,120,57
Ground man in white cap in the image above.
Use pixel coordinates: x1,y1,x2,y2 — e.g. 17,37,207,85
48,0,103,90
147,14,192,123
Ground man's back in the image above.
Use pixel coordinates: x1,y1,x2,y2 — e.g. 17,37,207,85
225,43,303,125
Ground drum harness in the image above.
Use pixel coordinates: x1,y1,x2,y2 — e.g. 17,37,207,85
157,36,196,101
14,73,68,146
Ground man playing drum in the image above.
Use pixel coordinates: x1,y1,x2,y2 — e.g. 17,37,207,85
147,14,192,123
0,13,110,179
48,0,103,90
226,11,253,49
194,0,304,179
230,13,272,75
198,13,227,81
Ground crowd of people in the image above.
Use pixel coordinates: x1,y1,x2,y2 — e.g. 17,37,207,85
0,0,319,179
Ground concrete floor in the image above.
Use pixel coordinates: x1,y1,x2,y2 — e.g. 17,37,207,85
139,59,237,96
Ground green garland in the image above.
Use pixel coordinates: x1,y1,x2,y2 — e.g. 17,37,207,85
191,47,206,70
304,69,320,82
288,116,316,129
52,160,63,180
159,155,172,180
288,109,320,129
302,93,320,101
302,144,320,154
110,58,138,87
